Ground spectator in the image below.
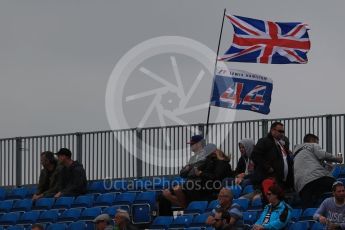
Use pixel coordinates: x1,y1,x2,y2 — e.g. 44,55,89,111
313,181,345,229
114,209,138,230
294,134,343,209
54,148,87,198
31,224,44,230
234,139,255,187
206,188,242,228
179,135,206,178
211,208,234,230
251,122,294,191
214,149,233,183
93,213,113,230
252,184,292,230
32,151,60,200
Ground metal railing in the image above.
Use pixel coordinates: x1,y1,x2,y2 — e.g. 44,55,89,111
0,114,344,187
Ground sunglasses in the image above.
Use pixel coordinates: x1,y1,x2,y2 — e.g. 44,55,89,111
274,129,285,133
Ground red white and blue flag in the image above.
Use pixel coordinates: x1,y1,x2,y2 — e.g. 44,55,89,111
219,14,311,64
211,68,273,114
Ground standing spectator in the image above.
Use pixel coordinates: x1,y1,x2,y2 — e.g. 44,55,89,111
54,148,87,198
313,181,345,229
114,209,138,230
206,188,243,227
251,122,294,191
93,213,113,230
32,151,60,200
294,134,343,209
252,184,292,230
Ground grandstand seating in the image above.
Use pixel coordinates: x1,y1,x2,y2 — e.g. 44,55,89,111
0,164,344,229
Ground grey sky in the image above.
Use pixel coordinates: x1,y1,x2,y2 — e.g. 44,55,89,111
1,0,344,138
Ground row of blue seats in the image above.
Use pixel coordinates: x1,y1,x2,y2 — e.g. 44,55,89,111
0,221,91,230
0,192,157,213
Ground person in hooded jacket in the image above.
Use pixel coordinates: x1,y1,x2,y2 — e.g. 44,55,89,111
54,148,87,198
234,139,255,187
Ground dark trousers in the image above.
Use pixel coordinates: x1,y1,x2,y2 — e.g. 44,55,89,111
157,194,173,216
299,176,335,209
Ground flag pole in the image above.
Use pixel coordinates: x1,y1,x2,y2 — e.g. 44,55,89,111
205,8,226,138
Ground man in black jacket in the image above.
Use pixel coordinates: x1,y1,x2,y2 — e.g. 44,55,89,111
54,148,87,198
251,122,294,191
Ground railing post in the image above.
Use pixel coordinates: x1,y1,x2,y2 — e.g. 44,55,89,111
76,132,83,162
15,137,22,186
136,128,143,178
198,124,205,137
261,119,268,138
326,115,333,153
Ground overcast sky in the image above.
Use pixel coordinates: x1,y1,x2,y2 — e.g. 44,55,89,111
1,0,344,138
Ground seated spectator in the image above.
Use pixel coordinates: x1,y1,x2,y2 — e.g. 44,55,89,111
54,148,87,198
214,149,234,185
252,184,291,230
313,181,345,229
234,139,255,188
31,224,44,230
32,151,60,200
93,213,113,230
294,134,343,209
206,187,242,228
114,209,138,230
211,208,234,230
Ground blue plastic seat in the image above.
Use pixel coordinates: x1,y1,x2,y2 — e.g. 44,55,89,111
206,200,219,212
17,210,41,225
87,181,107,194
53,197,74,210
242,185,254,195
190,213,209,227
131,191,157,223
226,185,242,199
169,215,193,228
12,199,33,212
290,208,302,222
68,221,87,230
113,192,136,212
249,198,263,211
103,205,127,217
184,201,208,215
93,193,115,207
33,197,55,210
25,186,38,199
37,209,60,223
0,188,5,201
301,208,317,220
6,226,25,230
6,188,28,200
149,216,174,229
233,198,249,211
243,211,258,225
47,223,67,230
0,200,14,213
79,207,102,221
0,212,21,226
58,208,82,222
71,195,94,208
311,222,326,230
288,221,309,230
186,228,202,230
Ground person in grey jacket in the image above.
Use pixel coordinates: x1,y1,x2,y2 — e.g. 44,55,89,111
293,134,343,209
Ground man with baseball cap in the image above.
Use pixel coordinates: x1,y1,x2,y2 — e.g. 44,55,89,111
314,181,345,229
93,214,113,230
53,148,87,198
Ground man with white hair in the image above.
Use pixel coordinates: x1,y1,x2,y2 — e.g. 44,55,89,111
93,213,113,230
114,209,138,230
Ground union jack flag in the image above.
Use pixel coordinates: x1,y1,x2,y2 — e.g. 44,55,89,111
219,14,311,64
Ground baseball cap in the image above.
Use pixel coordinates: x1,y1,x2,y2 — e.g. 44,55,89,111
187,135,204,145
93,213,111,223
55,148,72,157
